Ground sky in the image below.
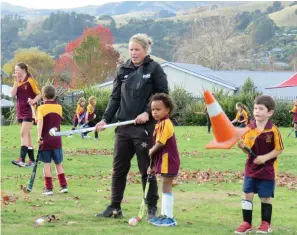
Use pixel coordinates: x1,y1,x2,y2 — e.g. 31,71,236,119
0,0,232,9
0,0,122,9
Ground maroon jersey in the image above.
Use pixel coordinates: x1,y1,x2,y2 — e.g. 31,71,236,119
16,77,40,119
153,117,180,175
37,101,62,150
86,104,95,121
243,120,284,180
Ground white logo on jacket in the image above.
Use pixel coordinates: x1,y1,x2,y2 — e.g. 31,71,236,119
143,74,151,79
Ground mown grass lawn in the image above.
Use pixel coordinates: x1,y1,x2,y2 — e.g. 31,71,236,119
1,125,297,235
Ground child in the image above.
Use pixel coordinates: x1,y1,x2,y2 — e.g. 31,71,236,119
147,93,180,227
289,99,297,138
11,63,41,167
81,96,99,140
235,95,284,234
195,103,211,134
71,97,86,131
232,102,250,128
37,85,68,196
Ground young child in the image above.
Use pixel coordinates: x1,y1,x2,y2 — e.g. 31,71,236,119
71,97,86,131
195,103,211,134
232,102,251,128
235,95,284,234
37,85,68,196
147,93,180,227
289,99,297,138
81,96,99,140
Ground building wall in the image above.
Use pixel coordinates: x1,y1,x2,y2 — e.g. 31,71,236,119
162,66,234,97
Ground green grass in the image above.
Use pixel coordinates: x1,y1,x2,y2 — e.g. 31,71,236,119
1,125,297,235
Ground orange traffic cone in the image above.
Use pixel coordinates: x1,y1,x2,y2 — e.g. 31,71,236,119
204,90,249,149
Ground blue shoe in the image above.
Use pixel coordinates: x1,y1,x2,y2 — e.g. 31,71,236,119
148,215,165,224
153,217,177,227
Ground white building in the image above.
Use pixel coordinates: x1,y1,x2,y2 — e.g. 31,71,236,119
93,62,297,100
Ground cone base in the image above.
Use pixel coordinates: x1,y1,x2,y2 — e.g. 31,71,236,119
206,127,250,149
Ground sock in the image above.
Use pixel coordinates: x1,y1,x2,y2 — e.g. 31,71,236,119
242,200,253,225
261,203,272,224
58,173,67,187
44,177,53,189
295,131,297,138
20,146,28,162
95,131,98,139
161,193,166,215
27,147,35,162
163,193,174,218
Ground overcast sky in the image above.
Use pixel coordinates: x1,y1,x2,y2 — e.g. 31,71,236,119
1,0,122,9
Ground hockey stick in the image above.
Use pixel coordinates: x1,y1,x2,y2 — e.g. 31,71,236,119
49,120,135,137
131,158,154,226
26,140,42,193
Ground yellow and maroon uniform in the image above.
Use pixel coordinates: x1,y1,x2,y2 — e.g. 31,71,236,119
37,101,62,151
16,77,40,120
153,116,180,176
291,105,297,123
86,104,95,121
243,120,284,180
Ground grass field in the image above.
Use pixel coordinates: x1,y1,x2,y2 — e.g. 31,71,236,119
1,125,297,235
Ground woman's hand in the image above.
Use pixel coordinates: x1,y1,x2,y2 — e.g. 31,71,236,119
135,112,149,124
95,120,107,132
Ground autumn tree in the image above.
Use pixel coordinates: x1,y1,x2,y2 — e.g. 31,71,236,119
54,25,119,89
174,14,252,70
2,48,54,87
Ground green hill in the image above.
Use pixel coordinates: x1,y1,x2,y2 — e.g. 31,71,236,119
269,5,297,27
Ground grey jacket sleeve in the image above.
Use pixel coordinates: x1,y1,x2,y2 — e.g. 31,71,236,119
102,75,122,123
145,63,169,114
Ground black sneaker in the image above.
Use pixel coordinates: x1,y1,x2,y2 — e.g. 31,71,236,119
95,205,123,218
147,206,157,220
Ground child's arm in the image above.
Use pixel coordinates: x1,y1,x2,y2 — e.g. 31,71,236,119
253,150,283,165
37,119,44,145
85,112,89,123
149,142,164,159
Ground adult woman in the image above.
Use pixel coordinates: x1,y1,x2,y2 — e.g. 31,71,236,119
95,34,168,219
11,63,41,167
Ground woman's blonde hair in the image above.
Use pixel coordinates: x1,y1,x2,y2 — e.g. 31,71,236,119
88,96,96,103
129,33,153,54
77,97,86,106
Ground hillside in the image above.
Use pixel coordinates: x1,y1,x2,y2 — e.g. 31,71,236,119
1,1,223,18
156,1,296,23
269,5,297,27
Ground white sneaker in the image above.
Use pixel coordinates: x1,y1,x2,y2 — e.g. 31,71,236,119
59,187,68,193
42,189,53,196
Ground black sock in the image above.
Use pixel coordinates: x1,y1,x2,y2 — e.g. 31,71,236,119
20,146,28,162
242,200,253,225
242,209,253,225
28,147,35,162
95,131,98,139
295,131,297,138
261,203,272,224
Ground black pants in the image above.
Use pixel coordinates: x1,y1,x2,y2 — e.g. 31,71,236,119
82,120,98,138
111,125,159,209
206,114,211,133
